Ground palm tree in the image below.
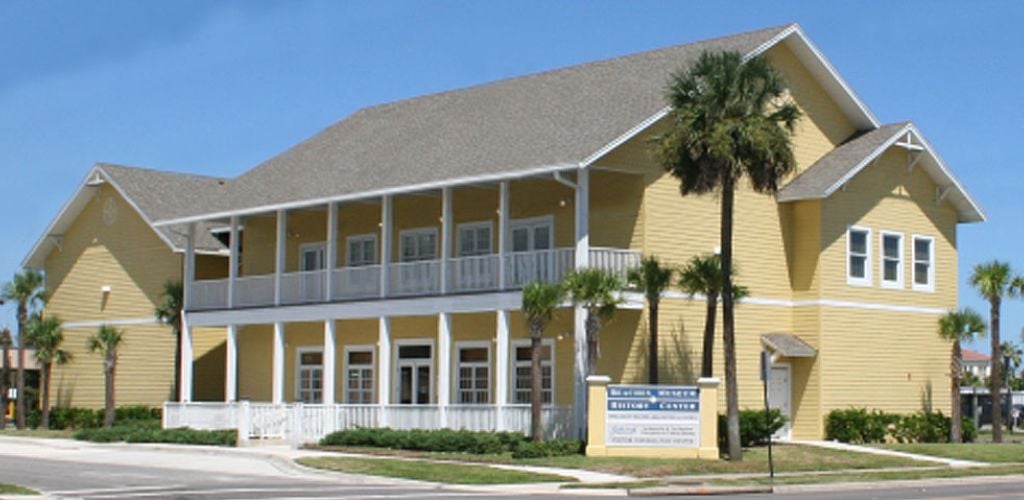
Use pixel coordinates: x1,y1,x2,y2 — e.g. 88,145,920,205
0,328,10,430
26,313,71,429
564,268,623,376
627,256,674,384
521,282,565,441
937,308,985,442
154,280,183,399
969,260,1017,442
2,269,48,429
88,325,125,427
678,254,748,379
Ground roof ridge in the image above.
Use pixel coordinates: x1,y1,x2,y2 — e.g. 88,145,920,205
96,161,229,182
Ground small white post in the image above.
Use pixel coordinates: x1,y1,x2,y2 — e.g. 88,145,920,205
323,320,336,404
274,209,287,306
495,309,510,430
225,324,238,402
380,195,392,298
437,312,451,427
498,181,509,290
238,400,251,446
574,167,590,269
179,315,194,403
378,317,391,426
440,187,452,294
272,322,286,404
228,216,239,308
325,202,338,301
183,222,196,310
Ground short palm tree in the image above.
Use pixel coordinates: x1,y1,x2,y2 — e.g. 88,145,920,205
522,282,565,441
678,254,748,379
154,280,183,399
969,260,1018,442
1002,342,1022,385
653,50,799,461
937,308,985,443
2,269,48,429
26,313,71,429
627,256,674,384
564,268,623,376
88,325,125,427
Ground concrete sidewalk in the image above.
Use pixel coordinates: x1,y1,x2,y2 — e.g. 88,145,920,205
784,439,990,468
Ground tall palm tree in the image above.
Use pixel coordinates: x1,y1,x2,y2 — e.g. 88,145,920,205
521,282,565,441
26,313,71,429
678,254,748,379
627,256,674,384
564,268,623,376
937,308,985,443
969,260,1017,442
154,280,183,399
0,328,10,430
88,325,125,428
2,269,48,429
653,50,800,461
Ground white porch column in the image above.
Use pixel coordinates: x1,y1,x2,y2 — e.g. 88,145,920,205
274,210,287,306
227,216,239,308
495,309,510,429
498,181,509,290
440,187,452,294
183,223,196,310
572,167,590,439
437,313,452,427
380,195,392,298
323,320,336,404
272,322,286,404
179,316,194,403
378,317,391,425
325,202,338,301
225,325,238,402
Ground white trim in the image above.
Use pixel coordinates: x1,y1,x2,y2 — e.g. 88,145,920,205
911,234,936,293
298,241,326,271
295,346,325,404
342,344,376,404
64,317,161,329
906,123,985,222
846,226,872,287
398,226,439,262
454,340,492,405
511,338,556,406
581,108,671,167
455,220,494,257
767,362,793,440
879,230,904,289
393,338,436,404
657,290,947,315
345,233,378,266
508,215,554,252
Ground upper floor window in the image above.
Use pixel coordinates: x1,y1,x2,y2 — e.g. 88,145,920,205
400,227,438,262
912,236,934,291
346,234,377,267
847,227,871,286
880,232,903,288
458,221,493,257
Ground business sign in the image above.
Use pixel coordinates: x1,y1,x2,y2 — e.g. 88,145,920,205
605,384,700,448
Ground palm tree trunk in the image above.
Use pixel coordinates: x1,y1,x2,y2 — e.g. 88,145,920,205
648,297,659,384
720,176,742,461
104,356,115,428
586,311,600,375
701,295,718,378
0,341,7,430
530,333,544,442
991,297,1003,443
950,342,962,443
41,363,51,429
15,304,26,430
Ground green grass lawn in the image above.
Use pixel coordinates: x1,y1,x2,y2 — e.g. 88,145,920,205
0,428,73,439
296,456,575,484
877,442,1024,463
0,483,38,495
710,464,1024,487
976,430,1024,444
316,443,929,477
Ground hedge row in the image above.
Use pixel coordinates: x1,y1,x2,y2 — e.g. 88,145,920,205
73,420,236,447
27,406,161,430
718,409,787,449
825,408,976,444
319,427,582,458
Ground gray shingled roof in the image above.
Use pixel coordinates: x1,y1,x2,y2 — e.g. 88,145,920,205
761,333,817,358
157,24,793,220
777,122,909,202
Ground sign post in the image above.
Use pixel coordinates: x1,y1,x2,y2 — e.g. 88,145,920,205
761,351,775,480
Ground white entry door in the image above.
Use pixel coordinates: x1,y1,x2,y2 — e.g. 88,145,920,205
768,364,792,440
508,217,554,285
395,344,433,405
299,243,326,302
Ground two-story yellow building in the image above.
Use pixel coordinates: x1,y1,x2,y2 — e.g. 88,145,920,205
26,24,983,441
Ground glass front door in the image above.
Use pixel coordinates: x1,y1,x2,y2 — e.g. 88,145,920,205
509,218,554,285
395,344,432,405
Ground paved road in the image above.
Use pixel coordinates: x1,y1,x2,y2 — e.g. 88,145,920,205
762,477,1024,499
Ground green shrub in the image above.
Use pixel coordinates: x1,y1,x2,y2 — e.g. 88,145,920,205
891,411,951,444
717,409,787,449
825,408,896,444
73,421,235,447
320,428,529,455
511,439,583,459
115,406,161,422
961,418,977,443
27,406,160,430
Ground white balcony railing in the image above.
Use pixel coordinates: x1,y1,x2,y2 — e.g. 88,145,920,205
187,247,641,311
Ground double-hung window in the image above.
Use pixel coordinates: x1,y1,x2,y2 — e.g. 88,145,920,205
847,227,871,286
455,342,490,404
457,222,493,257
880,232,903,288
512,340,554,405
346,234,377,267
344,347,375,404
296,348,324,404
912,236,935,291
399,228,438,262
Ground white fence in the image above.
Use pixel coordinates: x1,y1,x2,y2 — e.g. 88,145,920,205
164,402,573,444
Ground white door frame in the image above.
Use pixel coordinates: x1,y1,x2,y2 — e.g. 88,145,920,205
393,339,435,404
299,242,326,271
295,346,325,404
768,362,792,440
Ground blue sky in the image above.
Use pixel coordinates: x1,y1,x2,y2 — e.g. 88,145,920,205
1,1,1021,354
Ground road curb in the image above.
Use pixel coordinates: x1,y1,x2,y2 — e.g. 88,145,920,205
774,473,1024,493
628,485,773,496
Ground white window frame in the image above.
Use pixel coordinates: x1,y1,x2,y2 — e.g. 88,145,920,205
911,234,935,292
508,215,554,252
398,227,439,262
393,338,435,405
342,345,376,404
345,233,378,267
879,231,904,289
456,221,494,257
295,346,324,404
298,242,326,271
846,226,872,287
511,338,556,406
454,340,491,405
